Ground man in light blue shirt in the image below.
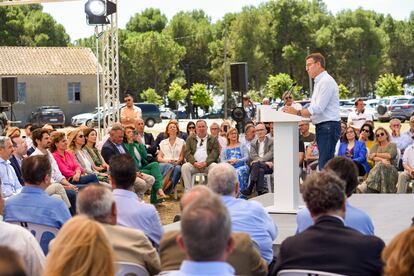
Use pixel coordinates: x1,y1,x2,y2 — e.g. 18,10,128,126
284,53,340,170
296,156,374,235
4,155,71,228
110,154,163,247
208,163,277,264
0,136,22,198
167,187,236,276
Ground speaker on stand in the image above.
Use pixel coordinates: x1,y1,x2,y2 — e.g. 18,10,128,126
1,77,18,122
230,63,249,133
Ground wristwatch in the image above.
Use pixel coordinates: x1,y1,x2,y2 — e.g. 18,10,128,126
297,110,302,117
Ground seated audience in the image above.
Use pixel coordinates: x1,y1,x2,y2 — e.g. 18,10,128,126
210,122,227,149
101,125,155,197
305,140,319,172
0,191,45,276
82,128,109,173
242,123,273,196
0,136,22,198
239,124,256,152
30,128,77,214
51,132,99,188
5,126,20,139
359,123,375,152
297,156,374,235
0,246,28,276
157,120,185,193
23,123,33,149
382,226,414,276
164,188,236,276
403,115,414,140
68,128,108,183
154,119,188,153
43,216,115,276
397,143,414,193
181,120,219,192
4,155,71,228
220,128,249,193
208,163,277,265
361,127,398,193
299,121,315,143
159,186,268,276
124,126,166,204
185,121,196,138
338,126,370,176
274,170,385,275
110,154,163,247
77,185,161,275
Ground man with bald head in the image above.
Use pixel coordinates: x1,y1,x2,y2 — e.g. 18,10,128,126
160,185,268,275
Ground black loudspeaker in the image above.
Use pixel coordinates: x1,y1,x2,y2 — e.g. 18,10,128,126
230,63,248,92
1,77,17,103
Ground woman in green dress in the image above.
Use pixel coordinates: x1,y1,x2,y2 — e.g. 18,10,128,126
123,126,166,204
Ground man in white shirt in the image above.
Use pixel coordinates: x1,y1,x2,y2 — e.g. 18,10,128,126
0,191,45,276
0,136,22,199
396,143,414,193
283,53,340,170
181,120,219,192
347,99,373,132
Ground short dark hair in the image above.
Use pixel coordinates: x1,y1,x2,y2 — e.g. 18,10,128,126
24,123,33,129
32,128,50,147
22,155,51,185
123,93,133,100
324,156,358,197
306,53,326,69
109,154,136,189
354,98,364,106
302,170,346,216
360,123,374,141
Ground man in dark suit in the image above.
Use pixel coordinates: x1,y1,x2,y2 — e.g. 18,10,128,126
101,125,128,164
273,170,385,276
9,136,27,185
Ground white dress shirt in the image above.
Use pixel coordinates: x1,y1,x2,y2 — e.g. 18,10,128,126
0,157,22,198
159,138,185,161
194,136,208,162
307,71,340,124
31,148,65,183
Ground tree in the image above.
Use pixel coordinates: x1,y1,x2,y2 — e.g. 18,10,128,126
141,88,163,105
375,73,404,98
338,83,350,99
168,80,188,109
126,8,167,33
190,83,213,117
264,73,296,99
119,31,185,96
247,89,262,103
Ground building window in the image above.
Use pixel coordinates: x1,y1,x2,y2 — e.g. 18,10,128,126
17,82,26,104
68,82,81,103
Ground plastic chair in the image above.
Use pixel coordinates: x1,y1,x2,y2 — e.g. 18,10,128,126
10,221,58,255
116,262,150,276
277,269,346,276
191,172,208,186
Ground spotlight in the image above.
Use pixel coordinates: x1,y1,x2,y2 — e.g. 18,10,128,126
85,0,116,25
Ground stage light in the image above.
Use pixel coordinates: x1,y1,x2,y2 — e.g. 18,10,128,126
85,0,116,25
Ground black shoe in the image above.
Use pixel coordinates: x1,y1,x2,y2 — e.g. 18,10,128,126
241,183,254,196
257,189,269,196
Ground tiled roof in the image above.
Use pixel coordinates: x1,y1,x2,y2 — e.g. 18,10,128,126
0,46,98,75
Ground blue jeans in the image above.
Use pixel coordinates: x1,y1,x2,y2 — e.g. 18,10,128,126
69,173,99,189
316,121,341,170
159,163,182,187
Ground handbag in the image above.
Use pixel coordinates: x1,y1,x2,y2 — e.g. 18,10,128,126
162,166,175,191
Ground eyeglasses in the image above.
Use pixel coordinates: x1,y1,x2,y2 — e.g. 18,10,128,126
284,96,292,100
125,99,132,102
376,132,386,138
305,62,316,69
362,129,370,133
391,124,401,127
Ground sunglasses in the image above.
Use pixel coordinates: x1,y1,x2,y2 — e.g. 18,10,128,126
362,129,370,133
284,96,292,100
78,135,84,138
188,126,195,129
125,99,132,102
376,132,386,138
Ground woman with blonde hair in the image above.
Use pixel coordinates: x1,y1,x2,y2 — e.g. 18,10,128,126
382,226,414,276
44,216,115,276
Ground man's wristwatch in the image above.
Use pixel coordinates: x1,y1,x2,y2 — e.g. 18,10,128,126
297,110,302,116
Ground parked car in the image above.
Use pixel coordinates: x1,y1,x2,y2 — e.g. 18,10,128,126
365,99,379,121
92,103,162,127
339,101,354,121
377,96,413,122
160,107,177,119
28,106,65,128
174,110,188,119
71,109,99,127
388,98,414,122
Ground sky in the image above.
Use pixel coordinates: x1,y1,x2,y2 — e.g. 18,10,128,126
41,0,414,42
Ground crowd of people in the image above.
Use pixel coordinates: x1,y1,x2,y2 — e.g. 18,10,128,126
0,53,414,275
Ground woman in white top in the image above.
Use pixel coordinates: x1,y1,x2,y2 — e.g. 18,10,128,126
157,120,185,193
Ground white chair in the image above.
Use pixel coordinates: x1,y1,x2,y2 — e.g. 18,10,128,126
191,172,208,186
10,221,58,255
116,262,150,276
277,269,346,276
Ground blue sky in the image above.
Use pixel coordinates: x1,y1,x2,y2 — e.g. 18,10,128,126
41,0,414,41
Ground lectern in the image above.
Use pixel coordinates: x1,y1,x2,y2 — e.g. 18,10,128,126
257,105,302,213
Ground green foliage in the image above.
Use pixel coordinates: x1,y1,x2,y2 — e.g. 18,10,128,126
338,83,350,99
126,8,167,33
375,73,404,97
119,31,185,95
247,90,262,103
168,80,189,104
141,88,164,105
190,83,213,108
265,73,296,99
0,5,69,46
